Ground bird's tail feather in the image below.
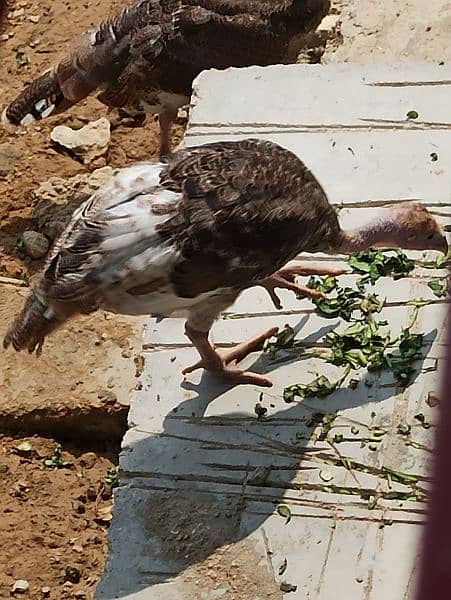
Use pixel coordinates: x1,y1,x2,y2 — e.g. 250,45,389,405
3,292,60,355
2,68,68,126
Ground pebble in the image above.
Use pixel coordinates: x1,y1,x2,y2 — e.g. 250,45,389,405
97,389,117,405
22,230,50,259
79,452,97,470
11,580,29,594
41,587,51,598
64,565,81,584
86,486,97,501
28,15,40,22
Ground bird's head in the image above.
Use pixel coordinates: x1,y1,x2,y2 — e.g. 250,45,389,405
379,202,448,254
340,202,448,255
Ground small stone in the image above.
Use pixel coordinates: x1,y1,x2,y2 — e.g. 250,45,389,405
74,591,87,599
41,587,51,597
97,389,116,405
0,34,9,42
76,502,86,514
28,14,40,22
50,118,111,164
86,486,97,501
11,8,25,18
11,579,29,594
22,230,49,259
79,452,97,470
121,349,132,359
317,14,340,32
64,565,81,584
0,143,21,176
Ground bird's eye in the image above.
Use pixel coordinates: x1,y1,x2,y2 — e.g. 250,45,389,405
427,233,434,240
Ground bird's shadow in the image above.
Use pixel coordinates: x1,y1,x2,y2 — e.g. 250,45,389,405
96,318,438,598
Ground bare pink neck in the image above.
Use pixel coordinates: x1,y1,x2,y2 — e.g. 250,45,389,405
337,210,401,254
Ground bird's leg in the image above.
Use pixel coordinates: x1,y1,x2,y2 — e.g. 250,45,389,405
158,108,177,160
261,261,347,310
182,324,278,387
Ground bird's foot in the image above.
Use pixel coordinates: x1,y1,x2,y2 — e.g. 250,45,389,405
261,261,347,310
182,326,278,387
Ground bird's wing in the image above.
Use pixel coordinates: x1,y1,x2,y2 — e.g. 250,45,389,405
38,162,180,305
158,138,339,297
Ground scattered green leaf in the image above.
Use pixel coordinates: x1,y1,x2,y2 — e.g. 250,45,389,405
351,425,359,435
406,110,419,119
276,504,292,523
430,152,438,162
263,325,295,358
397,423,411,436
319,469,334,482
428,279,447,298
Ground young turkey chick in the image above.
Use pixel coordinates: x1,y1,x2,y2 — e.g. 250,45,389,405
3,139,447,387
1,0,329,157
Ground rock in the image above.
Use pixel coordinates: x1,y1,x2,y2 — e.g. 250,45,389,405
41,587,51,598
28,15,40,23
97,389,117,405
22,230,50,259
86,486,97,501
50,118,111,164
64,566,81,584
11,580,29,594
0,143,21,176
317,14,340,32
79,452,97,470
31,167,113,240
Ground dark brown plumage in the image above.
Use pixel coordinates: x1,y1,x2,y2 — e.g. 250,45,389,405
2,0,330,155
3,139,447,386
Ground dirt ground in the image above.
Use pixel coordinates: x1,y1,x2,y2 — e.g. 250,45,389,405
0,436,118,599
0,0,450,596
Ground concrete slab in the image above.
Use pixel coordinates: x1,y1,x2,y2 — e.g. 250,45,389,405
96,63,450,599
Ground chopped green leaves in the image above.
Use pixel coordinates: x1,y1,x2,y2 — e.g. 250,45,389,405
348,249,414,282
428,279,447,298
263,324,295,358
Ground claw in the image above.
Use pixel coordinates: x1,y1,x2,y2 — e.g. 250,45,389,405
183,326,277,387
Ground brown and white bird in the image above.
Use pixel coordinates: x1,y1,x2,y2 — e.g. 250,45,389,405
2,0,329,156
3,139,447,386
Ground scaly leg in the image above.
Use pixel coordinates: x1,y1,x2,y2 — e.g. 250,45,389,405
182,324,278,387
261,261,347,310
